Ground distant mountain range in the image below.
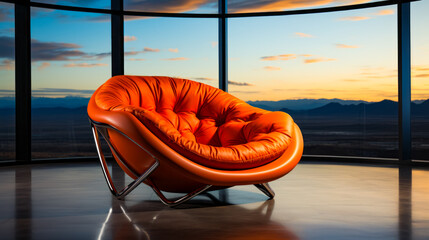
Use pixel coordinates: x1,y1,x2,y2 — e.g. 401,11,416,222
279,99,429,117
0,96,373,109
0,97,428,117
248,98,370,111
0,96,90,109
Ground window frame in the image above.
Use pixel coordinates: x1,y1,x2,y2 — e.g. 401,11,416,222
3,0,416,163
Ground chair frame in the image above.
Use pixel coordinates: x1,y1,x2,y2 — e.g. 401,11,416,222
90,119,274,207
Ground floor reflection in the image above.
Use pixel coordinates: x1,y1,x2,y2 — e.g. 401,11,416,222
1,162,429,239
15,167,32,240
399,166,412,240
99,195,299,240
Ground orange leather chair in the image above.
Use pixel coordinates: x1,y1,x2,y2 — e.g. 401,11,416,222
88,76,303,206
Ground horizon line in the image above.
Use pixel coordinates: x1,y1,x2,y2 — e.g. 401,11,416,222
0,95,428,102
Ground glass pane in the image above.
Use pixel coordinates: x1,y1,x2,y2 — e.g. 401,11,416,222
0,2,15,161
411,0,429,161
31,8,111,159
124,17,218,88
124,0,217,13
228,0,386,13
229,6,398,158
31,0,110,10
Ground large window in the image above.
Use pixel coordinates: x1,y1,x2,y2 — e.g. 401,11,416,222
31,8,111,159
411,0,429,161
0,2,15,161
124,17,218,88
229,6,398,158
1,0,426,162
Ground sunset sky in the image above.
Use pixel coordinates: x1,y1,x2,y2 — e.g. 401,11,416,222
0,0,428,102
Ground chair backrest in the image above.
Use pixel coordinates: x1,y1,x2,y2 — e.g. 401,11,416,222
93,76,295,170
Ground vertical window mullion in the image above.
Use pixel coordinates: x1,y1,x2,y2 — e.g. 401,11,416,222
15,0,31,162
398,1,411,162
218,0,227,91
112,0,124,76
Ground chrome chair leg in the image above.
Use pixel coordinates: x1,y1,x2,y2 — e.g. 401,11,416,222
254,182,275,199
91,123,159,199
148,182,212,207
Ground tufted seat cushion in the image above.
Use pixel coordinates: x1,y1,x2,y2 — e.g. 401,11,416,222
95,76,295,170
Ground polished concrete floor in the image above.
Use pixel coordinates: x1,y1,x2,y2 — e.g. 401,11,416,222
0,161,428,240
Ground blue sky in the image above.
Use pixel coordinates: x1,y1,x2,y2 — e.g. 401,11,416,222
124,17,218,87
0,0,428,101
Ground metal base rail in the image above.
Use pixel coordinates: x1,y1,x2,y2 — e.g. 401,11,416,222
90,119,275,206
254,183,275,199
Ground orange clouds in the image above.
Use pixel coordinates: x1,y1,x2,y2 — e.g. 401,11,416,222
125,0,211,14
123,0,376,14
342,79,367,82
228,81,253,86
261,53,335,64
336,43,359,49
304,58,336,64
193,77,214,81
64,63,108,68
143,47,160,52
364,74,397,79
127,58,146,61
412,66,429,72
295,32,313,38
123,47,162,57
124,36,137,42
357,67,397,81
38,62,50,70
413,65,429,78
264,66,281,71
375,9,394,16
0,59,13,70
228,0,373,13
339,16,371,21
339,8,394,22
414,74,429,78
261,54,296,61
124,51,141,56
168,48,179,53
163,57,189,61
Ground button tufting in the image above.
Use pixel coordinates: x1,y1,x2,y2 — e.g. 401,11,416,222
95,76,295,170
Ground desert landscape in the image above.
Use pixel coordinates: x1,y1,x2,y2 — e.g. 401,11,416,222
0,97,428,160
